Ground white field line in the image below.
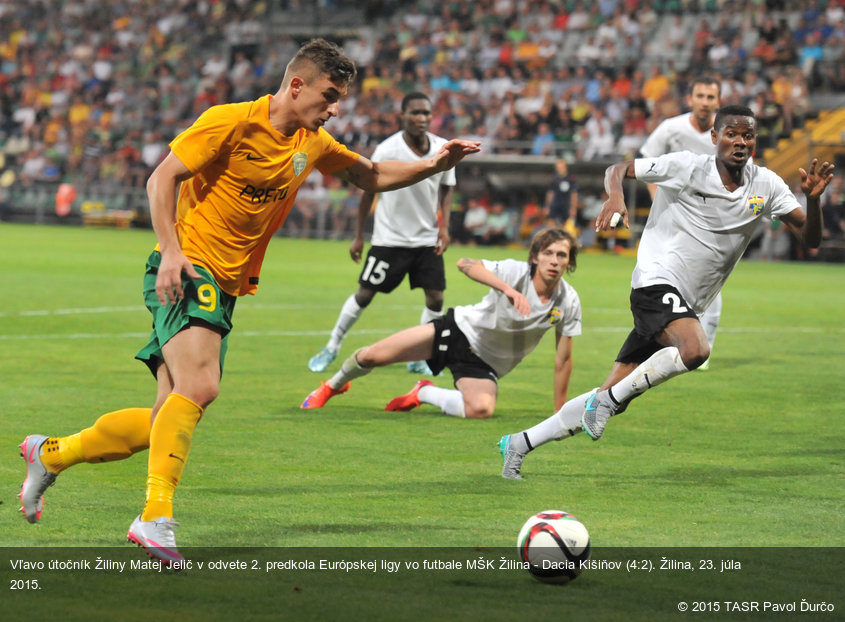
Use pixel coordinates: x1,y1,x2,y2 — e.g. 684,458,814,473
0,327,833,342
0,304,837,340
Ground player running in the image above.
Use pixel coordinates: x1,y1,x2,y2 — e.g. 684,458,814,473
498,105,834,479
639,75,723,369
18,39,479,565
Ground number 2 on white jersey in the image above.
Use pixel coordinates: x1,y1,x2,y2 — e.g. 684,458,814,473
662,292,688,313
362,257,389,285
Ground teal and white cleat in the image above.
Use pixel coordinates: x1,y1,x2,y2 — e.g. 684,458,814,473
308,347,337,373
581,390,617,440
497,434,525,480
406,360,433,375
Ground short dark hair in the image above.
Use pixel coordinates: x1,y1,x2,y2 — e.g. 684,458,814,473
528,227,578,275
690,75,721,96
401,92,431,112
713,105,756,131
284,38,357,86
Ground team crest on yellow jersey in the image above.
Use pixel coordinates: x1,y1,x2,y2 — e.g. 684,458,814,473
293,152,308,176
747,195,765,217
545,307,562,325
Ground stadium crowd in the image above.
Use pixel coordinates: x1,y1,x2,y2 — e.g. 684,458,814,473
0,0,843,243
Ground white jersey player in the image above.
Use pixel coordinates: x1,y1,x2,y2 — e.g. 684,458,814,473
308,92,456,375
639,76,723,369
301,228,582,420
640,111,717,157
498,105,834,479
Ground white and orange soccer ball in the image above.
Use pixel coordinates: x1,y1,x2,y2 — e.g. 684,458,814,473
516,510,591,584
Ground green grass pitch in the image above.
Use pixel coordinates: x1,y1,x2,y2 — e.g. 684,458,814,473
1,224,843,621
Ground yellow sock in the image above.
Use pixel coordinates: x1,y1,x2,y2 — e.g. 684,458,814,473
144,473,175,522
80,407,152,462
40,436,83,474
141,393,203,521
41,408,153,474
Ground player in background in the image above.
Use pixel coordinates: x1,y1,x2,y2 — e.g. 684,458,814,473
307,92,455,376
498,106,833,479
638,75,721,369
301,228,581,423
18,39,480,564
544,159,579,227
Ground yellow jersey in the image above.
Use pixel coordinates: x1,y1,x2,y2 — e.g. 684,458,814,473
167,94,359,296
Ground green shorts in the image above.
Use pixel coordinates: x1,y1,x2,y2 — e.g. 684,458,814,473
135,250,237,377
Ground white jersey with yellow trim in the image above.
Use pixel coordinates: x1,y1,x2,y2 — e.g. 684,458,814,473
634,151,800,313
454,259,581,378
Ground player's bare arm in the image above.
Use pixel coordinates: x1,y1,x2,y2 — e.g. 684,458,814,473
334,139,480,193
553,333,573,410
350,190,375,263
596,160,634,231
435,184,454,255
457,258,530,317
783,159,836,249
146,151,200,305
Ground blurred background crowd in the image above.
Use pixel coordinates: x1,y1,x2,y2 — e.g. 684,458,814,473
0,0,843,255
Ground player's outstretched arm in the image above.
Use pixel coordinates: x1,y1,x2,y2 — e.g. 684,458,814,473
335,140,480,193
783,159,835,249
431,139,483,172
456,258,530,317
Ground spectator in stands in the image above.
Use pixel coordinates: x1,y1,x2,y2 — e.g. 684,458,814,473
230,51,256,102
531,122,556,155
464,198,489,245
483,202,512,245
642,65,671,112
579,105,616,160
4,0,842,222
139,130,167,171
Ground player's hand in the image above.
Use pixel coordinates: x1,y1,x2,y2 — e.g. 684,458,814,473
594,194,629,232
506,288,530,317
349,237,364,263
432,139,481,172
799,159,835,199
155,249,201,306
435,228,450,256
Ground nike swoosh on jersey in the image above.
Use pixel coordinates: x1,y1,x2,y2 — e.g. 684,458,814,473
246,153,265,161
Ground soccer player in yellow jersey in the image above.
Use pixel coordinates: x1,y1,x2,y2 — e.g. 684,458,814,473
18,39,480,565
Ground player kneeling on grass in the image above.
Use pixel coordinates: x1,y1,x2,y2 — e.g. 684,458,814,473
301,228,582,419
498,105,835,480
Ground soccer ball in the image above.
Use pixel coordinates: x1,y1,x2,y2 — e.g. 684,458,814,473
516,510,591,584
